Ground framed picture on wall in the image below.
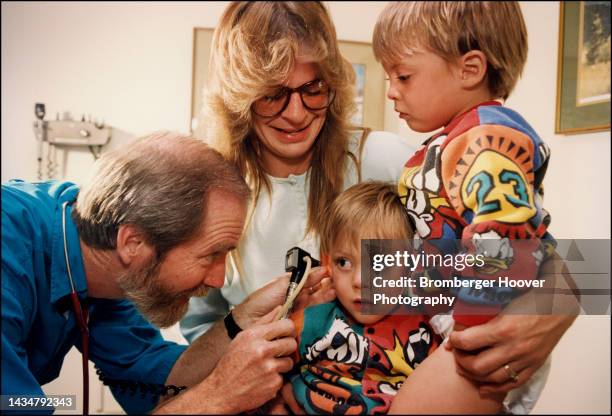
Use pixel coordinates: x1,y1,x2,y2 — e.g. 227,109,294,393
338,40,386,130
190,29,387,136
190,27,214,138
555,1,610,134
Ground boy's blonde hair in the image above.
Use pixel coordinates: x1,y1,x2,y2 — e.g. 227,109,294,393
320,181,413,255
203,1,356,237
372,1,527,99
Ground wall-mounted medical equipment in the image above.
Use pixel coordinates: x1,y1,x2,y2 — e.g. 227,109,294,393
33,102,112,180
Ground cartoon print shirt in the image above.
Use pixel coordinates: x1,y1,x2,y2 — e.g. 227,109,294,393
398,101,554,327
286,302,440,414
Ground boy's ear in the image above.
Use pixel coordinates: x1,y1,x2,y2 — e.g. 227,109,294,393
458,50,488,89
321,253,332,276
116,224,155,267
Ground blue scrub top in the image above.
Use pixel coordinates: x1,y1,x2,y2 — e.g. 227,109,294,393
1,180,187,414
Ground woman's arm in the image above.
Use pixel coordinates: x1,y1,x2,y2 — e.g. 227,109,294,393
446,252,579,394
389,345,505,414
358,130,418,183
179,288,230,343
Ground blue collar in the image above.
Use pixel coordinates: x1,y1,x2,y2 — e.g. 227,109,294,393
49,185,88,305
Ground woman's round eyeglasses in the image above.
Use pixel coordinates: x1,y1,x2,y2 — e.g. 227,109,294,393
252,79,335,118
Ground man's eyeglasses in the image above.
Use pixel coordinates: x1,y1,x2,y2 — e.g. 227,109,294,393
252,79,335,118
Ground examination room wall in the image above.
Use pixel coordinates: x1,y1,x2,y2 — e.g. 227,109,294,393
2,1,610,414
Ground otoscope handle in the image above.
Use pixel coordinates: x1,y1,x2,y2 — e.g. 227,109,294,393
286,269,304,291
279,281,299,320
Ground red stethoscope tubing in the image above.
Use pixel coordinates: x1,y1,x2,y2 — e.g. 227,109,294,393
70,292,89,416
62,201,89,415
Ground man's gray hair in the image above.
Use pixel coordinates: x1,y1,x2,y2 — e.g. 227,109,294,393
72,131,250,257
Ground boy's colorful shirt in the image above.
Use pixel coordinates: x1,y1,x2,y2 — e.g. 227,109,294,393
287,302,440,414
398,102,554,326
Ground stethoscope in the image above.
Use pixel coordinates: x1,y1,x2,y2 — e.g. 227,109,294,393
61,201,89,416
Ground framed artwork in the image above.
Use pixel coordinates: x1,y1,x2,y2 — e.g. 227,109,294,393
190,27,214,137
190,29,386,134
555,1,610,134
338,40,386,130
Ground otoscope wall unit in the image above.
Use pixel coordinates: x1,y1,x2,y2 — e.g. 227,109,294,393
33,102,112,180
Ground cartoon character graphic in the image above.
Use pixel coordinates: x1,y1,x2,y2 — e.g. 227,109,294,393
403,187,435,238
405,323,433,368
410,135,446,194
473,230,514,274
401,135,449,239
305,318,369,365
303,366,368,415
293,317,376,414
290,307,440,414
364,322,435,412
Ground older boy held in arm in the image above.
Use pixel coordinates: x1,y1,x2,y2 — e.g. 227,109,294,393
280,182,506,414
372,2,578,413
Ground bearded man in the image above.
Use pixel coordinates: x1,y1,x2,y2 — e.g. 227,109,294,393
1,131,333,414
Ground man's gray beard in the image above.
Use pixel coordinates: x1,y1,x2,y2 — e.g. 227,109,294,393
117,257,210,328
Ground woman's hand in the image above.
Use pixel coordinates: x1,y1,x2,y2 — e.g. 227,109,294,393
446,252,579,394
446,313,575,394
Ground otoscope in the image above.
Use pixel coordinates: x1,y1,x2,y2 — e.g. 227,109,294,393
276,247,320,319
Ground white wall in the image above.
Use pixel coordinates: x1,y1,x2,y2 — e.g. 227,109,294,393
2,1,610,414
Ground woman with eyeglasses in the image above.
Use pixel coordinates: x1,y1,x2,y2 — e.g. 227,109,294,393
180,1,415,342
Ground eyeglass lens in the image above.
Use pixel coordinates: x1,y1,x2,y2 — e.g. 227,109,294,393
253,79,334,117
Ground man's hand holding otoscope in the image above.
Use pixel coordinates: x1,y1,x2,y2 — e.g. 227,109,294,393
274,247,321,320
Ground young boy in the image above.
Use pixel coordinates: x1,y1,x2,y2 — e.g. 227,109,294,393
281,182,441,414
281,182,505,414
372,2,554,329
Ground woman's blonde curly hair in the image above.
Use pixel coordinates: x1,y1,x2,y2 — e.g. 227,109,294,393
200,1,357,238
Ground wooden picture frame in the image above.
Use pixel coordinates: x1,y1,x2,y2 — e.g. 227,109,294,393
338,40,386,130
189,29,386,135
555,1,610,134
190,27,214,138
